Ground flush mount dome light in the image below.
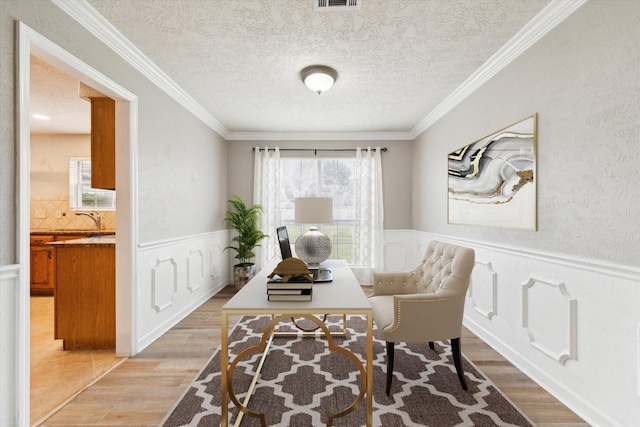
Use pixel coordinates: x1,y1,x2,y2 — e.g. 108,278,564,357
301,65,338,95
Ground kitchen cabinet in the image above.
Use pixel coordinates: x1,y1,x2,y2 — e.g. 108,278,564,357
90,97,116,190
30,234,91,295
30,235,55,296
53,240,115,350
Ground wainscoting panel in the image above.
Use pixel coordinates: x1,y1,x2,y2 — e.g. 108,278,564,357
136,230,229,352
210,244,223,280
0,264,22,427
187,249,204,293
151,258,178,313
522,276,577,364
382,230,640,426
383,241,408,271
382,230,423,271
469,259,497,320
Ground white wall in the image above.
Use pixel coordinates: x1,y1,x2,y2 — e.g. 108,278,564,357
411,1,640,425
413,0,640,266
1,2,229,425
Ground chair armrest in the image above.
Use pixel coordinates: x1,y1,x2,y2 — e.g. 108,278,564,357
372,271,416,296
384,289,467,342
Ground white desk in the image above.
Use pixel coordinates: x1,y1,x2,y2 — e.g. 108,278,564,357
221,259,373,426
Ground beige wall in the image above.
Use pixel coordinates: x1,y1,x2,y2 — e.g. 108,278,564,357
30,134,90,198
412,0,640,267
0,1,228,254
227,139,413,230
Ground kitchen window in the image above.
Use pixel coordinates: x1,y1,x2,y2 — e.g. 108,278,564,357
69,157,116,210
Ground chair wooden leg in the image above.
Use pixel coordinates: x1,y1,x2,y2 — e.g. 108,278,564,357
428,341,434,350
451,337,468,390
385,341,395,395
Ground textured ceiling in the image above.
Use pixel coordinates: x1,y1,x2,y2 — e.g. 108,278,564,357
31,0,551,135
30,56,91,134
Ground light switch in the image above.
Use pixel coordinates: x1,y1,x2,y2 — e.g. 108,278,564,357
35,210,46,219
54,210,63,219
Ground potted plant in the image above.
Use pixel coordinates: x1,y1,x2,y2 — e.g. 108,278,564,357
223,195,269,290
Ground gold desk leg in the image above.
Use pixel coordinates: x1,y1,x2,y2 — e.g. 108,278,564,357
366,313,373,427
234,331,275,427
221,312,228,426
283,313,347,337
227,314,365,426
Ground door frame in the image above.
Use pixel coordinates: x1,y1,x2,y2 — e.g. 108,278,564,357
16,20,139,423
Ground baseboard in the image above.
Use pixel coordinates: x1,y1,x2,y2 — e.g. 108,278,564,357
136,283,225,352
463,316,620,427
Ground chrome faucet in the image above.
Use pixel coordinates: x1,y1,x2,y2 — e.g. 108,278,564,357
75,211,101,230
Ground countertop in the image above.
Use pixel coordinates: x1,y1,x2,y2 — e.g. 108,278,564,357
46,235,116,246
31,229,116,236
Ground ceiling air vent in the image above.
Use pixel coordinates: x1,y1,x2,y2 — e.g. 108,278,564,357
315,0,360,11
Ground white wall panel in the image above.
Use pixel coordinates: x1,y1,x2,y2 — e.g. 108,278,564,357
136,230,229,352
0,265,22,427
151,258,178,312
383,241,408,271
187,249,204,293
384,229,640,426
469,260,497,320
522,277,576,364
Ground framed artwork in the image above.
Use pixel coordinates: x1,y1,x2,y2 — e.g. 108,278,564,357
448,114,537,231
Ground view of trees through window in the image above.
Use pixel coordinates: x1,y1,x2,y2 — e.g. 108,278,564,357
279,157,356,263
69,158,116,210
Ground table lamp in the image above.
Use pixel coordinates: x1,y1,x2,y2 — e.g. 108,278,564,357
294,197,333,265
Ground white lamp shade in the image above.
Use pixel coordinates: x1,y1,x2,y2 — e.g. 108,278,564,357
300,65,338,94
295,197,333,224
304,73,334,93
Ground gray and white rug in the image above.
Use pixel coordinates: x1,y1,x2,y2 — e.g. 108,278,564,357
161,315,534,426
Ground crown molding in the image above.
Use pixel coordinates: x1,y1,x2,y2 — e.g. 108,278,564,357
52,0,231,140
54,0,586,142
226,130,413,141
409,0,588,139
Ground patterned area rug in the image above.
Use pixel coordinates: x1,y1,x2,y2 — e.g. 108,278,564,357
161,315,534,426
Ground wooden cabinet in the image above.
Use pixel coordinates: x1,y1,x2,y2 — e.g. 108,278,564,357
30,235,55,296
54,244,115,350
90,97,116,190
30,234,90,296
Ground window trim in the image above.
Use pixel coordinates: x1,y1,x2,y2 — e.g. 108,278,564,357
69,156,116,211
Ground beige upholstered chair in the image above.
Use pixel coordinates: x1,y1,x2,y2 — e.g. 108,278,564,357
369,240,475,395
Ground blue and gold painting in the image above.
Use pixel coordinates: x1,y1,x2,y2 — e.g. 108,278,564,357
448,114,537,230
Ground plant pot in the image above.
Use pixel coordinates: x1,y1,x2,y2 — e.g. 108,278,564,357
233,264,256,291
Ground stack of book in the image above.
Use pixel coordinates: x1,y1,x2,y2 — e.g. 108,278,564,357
266,279,313,301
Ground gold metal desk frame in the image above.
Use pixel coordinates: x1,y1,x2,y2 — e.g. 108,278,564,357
221,260,373,427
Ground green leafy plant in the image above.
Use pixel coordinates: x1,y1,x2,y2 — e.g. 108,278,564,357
223,195,269,266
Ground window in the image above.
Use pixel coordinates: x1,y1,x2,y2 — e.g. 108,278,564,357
255,146,384,284
277,157,357,263
69,157,116,210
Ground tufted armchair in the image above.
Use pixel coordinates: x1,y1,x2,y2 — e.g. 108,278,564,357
369,240,475,395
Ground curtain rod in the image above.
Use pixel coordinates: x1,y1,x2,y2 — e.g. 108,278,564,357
252,147,387,153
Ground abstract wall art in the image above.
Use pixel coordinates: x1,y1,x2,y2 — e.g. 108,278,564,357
448,114,537,230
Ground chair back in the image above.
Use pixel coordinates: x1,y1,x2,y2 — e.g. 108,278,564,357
411,240,475,295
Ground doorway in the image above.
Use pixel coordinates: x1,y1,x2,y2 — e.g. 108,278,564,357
17,22,137,425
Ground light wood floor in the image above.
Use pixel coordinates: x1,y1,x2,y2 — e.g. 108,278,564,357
32,286,589,426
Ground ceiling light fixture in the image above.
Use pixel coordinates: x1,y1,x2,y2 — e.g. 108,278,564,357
32,114,50,120
300,65,338,95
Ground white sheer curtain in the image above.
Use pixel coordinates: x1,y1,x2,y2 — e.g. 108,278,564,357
353,147,384,285
253,146,384,284
253,147,281,269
